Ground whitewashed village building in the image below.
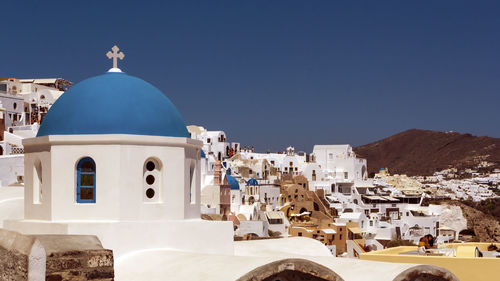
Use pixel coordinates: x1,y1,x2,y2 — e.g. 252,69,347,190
0,77,69,186
223,142,448,252
187,125,240,161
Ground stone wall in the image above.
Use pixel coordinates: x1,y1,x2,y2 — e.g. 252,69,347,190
45,248,114,281
0,228,114,281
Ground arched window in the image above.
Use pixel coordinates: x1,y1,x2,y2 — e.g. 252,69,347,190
33,159,43,204
144,158,161,202
76,157,96,203
313,202,319,211
189,160,196,204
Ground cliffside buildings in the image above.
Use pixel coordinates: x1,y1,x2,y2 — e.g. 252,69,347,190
0,77,70,186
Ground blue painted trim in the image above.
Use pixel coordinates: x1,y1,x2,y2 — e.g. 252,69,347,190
76,157,96,203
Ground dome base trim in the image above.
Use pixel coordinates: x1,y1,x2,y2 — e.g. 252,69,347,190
23,134,203,153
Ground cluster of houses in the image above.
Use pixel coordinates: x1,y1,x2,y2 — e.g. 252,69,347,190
193,130,471,257
0,77,70,186
373,167,500,202
419,168,499,202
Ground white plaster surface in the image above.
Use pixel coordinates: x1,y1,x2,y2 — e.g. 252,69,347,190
22,134,202,221
0,155,24,186
115,237,428,281
234,237,332,257
5,219,234,258
0,185,24,227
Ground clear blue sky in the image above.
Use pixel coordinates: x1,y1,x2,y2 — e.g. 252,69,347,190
2,1,499,152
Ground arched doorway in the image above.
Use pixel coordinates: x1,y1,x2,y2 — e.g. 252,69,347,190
314,202,320,211
393,265,459,281
458,229,476,241
263,270,331,281
237,259,344,281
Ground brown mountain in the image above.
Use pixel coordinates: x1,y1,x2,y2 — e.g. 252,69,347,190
353,129,500,176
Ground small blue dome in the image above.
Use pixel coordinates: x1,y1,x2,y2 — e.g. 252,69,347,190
227,175,240,190
201,150,206,158
37,72,189,138
247,178,258,186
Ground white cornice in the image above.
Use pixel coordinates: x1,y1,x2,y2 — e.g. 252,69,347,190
23,134,202,153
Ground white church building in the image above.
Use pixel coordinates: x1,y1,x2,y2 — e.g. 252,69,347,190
3,46,233,258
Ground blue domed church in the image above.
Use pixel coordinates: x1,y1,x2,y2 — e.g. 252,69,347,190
4,46,233,257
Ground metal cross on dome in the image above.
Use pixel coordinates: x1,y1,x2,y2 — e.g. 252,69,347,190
106,45,125,69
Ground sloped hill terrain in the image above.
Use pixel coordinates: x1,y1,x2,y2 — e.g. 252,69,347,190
354,129,500,176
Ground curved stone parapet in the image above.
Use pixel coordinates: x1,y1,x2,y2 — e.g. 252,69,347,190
236,258,344,281
393,265,460,281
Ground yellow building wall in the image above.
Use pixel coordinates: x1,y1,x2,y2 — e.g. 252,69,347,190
360,244,500,281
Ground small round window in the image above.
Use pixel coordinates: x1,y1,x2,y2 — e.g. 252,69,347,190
143,158,161,202
146,161,155,171
146,175,155,185
146,188,155,198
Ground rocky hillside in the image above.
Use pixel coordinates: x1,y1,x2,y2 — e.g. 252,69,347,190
445,201,500,243
354,129,500,176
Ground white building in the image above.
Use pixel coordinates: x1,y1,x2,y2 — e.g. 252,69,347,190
314,145,367,179
3,63,233,258
0,78,28,128
187,125,239,161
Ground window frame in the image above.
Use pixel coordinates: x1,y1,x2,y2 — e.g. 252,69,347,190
76,157,96,203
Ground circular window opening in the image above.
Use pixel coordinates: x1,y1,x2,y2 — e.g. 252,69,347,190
146,161,155,171
146,175,155,185
146,188,155,198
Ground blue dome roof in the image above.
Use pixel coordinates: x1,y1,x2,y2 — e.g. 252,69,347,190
37,72,189,138
247,178,258,186
227,175,240,190
201,150,206,158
